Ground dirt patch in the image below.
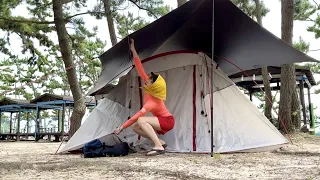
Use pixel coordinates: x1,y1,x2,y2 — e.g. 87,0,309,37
0,133,320,179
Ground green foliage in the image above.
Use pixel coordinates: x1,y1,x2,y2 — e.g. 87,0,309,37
0,0,107,98
307,15,320,38
91,0,170,39
115,12,148,38
232,0,269,19
293,0,316,21
69,21,105,94
293,37,310,53
293,0,320,39
292,0,320,94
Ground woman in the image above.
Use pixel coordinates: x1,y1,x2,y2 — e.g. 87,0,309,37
114,39,175,156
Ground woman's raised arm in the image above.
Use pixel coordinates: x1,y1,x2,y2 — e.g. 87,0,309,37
130,39,149,82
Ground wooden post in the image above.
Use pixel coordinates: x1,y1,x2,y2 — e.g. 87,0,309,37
57,110,60,133
35,106,41,141
26,112,30,140
299,81,307,125
61,103,66,139
9,112,13,134
307,87,313,127
0,110,2,134
17,109,21,141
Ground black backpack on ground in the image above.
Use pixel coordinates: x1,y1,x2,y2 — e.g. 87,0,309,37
82,139,129,158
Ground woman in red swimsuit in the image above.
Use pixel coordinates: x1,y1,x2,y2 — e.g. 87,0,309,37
114,39,175,156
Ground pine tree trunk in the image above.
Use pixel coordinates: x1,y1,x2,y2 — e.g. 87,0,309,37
53,0,86,138
279,0,295,133
254,0,273,122
292,88,301,129
261,67,272,120
103,0,117,46
177,0,187,7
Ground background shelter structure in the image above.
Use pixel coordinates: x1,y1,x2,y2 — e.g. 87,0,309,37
229,66,317,127
30,93,95,142
0,98,36,141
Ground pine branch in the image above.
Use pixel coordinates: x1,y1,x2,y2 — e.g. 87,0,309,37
312,0,320,9
1,11,105,25
112,3,131,13
66,11,105,20
296,17,316,22
128,0,158,19
0,17,55,24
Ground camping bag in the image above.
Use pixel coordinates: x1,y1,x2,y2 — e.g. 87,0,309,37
82,139,129,158
82,139,105,158
102,142,129,157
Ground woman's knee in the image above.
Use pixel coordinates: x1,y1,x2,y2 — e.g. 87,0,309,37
137,117,146,126
132,122,140,130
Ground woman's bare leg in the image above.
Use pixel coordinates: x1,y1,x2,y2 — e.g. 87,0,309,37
136,117,164,150
132,123,165,145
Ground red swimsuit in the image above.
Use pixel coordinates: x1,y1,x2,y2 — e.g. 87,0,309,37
121,57,175,134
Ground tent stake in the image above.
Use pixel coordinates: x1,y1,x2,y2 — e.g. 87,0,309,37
211,0,215,157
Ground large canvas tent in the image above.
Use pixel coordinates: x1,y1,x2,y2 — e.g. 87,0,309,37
59,52,288,153
58,0,317,153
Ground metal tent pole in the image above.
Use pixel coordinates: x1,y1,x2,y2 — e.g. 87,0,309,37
211,0,215,157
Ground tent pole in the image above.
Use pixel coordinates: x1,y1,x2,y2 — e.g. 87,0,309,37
210,0,215,157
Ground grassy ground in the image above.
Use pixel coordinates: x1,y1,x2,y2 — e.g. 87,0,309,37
0,133,320,180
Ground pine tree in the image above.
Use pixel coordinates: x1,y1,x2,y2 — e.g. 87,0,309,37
279,0,296,133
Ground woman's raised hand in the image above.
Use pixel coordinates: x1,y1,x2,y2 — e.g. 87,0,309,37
130,39,135,51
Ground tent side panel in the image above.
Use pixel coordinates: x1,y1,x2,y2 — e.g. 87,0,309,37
204,85,287,153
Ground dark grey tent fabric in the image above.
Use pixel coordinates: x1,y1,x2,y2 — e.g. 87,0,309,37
88,0,318,96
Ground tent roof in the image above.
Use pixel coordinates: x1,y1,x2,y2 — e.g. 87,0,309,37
88,0,318,96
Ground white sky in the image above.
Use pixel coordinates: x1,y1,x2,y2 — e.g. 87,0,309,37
1,0,320,115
